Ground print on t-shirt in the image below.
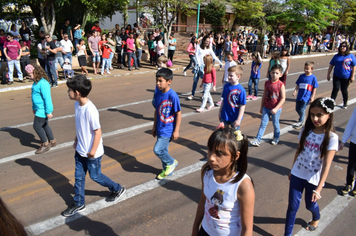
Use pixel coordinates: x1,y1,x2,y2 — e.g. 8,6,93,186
158,99,174,124
296,133,323,173
208,189,225,220
343,57,352,70
228,89,242,108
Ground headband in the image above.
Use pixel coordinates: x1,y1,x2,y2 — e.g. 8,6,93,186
320,97,335,113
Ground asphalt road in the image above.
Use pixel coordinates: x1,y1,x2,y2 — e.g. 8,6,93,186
0,54,355,236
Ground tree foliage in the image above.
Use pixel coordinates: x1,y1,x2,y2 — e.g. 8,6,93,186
201,0,226,32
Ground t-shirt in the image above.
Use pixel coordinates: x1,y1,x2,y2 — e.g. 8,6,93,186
224,41,232,51
60,39,73,53
330,54,356,79
20,27,31,41
153,88,181,138
250,61,262,79
102,46,112,59
4,40,21,60
202,170,250,236
168,38,176,50
221,83,246,122
126,38,135,53
73,29,83,39
62,24,72,40
223,60,237,82
91,26,102,34
263,80,284,110
264,35,269,46
32,78,53,118
157,41,164,55
54,41,63,57
37,43,45,59
291,130,338,186
202,67,216,85
46,41,57,61
296,74,318,102
75,100,104,158
77,44,86,57
147,40,154,49
88,36,100,52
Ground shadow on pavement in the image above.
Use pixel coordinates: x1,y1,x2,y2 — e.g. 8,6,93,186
160,179,201,204
107,109,154,121
2,128,40,149
248,156,291,176
66,215,119,236
253,216,306,235
189,121,216,131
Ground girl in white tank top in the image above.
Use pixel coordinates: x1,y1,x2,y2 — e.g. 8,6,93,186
192,128,255,236
279,48,290,85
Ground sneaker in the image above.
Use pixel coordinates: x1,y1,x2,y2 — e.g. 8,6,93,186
252,96,258,100
35,142,51,154
61,203,85,217
293,122,303,129
50,139,57,147
341,185,352,196
107,71,111,74
216,100,222,106
246,95,252,100
7,81,13,85
271,138,279,145
106,186,126,202
52,85,58,88
101,72,104,75
249,138,260,147
207,105,214,110
196,108,205,113
183,70,186,76
136,68,140,70
156,170,167,180
128,68,132,71
351,185,356,196
187,95,193,100
343,105,348,109
164,160,178,176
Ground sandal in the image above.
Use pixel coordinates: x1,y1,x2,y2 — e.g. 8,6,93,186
306,221,318,231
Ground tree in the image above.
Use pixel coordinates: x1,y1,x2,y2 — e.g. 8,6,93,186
232,0,265,30
201,1,226,33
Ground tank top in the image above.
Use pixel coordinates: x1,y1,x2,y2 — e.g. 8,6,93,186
77,45,86,56
280,58,288,74
202,170,250,236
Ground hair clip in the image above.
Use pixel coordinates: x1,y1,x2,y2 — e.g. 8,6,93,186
320,97,335,113
234,130,243,141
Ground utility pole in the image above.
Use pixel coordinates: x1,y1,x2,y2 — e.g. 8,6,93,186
196,0,200,37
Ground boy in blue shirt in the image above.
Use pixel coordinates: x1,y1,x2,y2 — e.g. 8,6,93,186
218,65,246,130
62,75,125,217
292,61,318,129
152,68,181,180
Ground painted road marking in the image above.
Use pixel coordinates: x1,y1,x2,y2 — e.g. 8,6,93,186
26,98,356,235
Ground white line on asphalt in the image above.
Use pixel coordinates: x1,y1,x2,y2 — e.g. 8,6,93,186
0,78,331,165
0,67,328,132
26,98,356,235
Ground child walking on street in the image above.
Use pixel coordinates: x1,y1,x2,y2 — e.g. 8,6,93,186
292,61,318,129
247,52,262,100
62,75,125,217
152,68,181,180
340,106,356,196
279,48,291,85
285,97,338,235
216,51,237,106
196,55,216,112
250,64,286,146
218,66,246,130
266,51,280,80
26,64,56,154
192,128,255,236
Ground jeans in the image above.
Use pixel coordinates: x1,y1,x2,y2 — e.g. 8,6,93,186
346,142,356,185
92,51,100,62
33,116,54,143
74,38,80,54
45,60,58,86
331,75,350,106
168,49,175,62
108,52,115,69
248,77,260,96
215,48,223,68
74,152,122,206
256,106,282,142
153,136,175,169
63,52,72,65
285,175,320,236
127,52,137,69
63,69,74,78
191,65,204,96
184,55,197,72
221,119,240,130
101,58,110,74
295,100,308,123
136,48,142,66
7,59,23,81
200,82,214,109
55,56,64,69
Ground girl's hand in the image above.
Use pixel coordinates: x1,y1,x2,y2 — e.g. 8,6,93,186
312,190,321,202
271,108,277,114
47,113,53,119
259,107,262,114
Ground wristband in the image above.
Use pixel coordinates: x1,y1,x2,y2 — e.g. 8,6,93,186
313,190,322,199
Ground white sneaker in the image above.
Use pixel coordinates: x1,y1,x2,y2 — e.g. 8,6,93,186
249,138,260,147
183,70,186,76
271,138,279,145
293,122,303,129
101,72,104,75
107,71,111,74
187,95,193,100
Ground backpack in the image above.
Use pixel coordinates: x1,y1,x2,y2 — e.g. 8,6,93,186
1,71,9,84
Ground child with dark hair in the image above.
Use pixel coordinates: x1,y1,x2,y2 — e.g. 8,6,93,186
285,97,338,235
192,128,255,236
152,68,181,180
62,74,125,217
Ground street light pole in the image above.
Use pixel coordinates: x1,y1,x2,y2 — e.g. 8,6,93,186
196,0,200,37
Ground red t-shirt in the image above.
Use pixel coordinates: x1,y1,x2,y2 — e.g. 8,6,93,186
263,80,284,110
91,26,102,34
102,46,112,59
4,40,21,60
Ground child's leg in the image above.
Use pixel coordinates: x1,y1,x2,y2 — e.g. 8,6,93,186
70,70,74,77
295,100,302,121
346,142,356,186
248,77,253,95
256,107,270,142
101,59,106,74
200,83,211,109
87,155,122,192
42,118,54,141
299,101,308,123
191,73,200,97
73,152,88,206
304,180,320,223
153,136,175,170
271,108,282,140
207,90,214,107
254,78,260,96
285,175,305,236
33,116,49,143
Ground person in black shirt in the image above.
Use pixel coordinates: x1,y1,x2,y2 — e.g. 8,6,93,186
44,34,58,87
19,21,32,49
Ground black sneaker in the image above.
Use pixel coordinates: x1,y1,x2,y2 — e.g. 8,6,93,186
106,186,126,202
61,203,85,217
341,185,352,196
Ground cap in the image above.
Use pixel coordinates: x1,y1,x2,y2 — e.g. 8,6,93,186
52,35,57,40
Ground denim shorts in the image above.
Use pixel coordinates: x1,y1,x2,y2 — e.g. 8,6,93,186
92,51,100,62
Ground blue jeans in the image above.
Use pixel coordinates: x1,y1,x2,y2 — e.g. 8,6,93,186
7,59,23,81
101,58,110,74
108,52,115,69
153,136,175,169
136,48,142,66
184,54,197,72
191,65,204,96
248,77,260,96
45,60,58,86
127,52,137,69
256,106,282,142
215,48,223,68
63,52,72,65
295,100,308,123
74,152,122,206
55,56,64,69
285,175,320,236
220,118,241,130
74,38,80,54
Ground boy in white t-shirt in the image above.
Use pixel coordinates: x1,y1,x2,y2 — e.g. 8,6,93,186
61,75,125,217
216,51,237,106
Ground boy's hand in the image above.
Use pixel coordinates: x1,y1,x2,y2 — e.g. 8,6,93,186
87,152,95,158
292,91,296,97
47,113,53,119
73,140,77,149
259,107,263,114
233,119,241,128
172,130,179,140
212,86,216,92
327,75,331,81
152,128,156,137
33,110,35,114
271,108,278,114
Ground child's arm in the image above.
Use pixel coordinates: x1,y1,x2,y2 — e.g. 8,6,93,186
191,167,207,236
212,68,216,91
87,128,102,158
351,65,355,83
310,88,317,103
326,64,334,81
257,52,262,64
209,48,223,66
271,84,286,114
237,178,255,236
292,85,299,97
234,105,245,128
222,71,225,84
152,110,157,137
266,60,271,78
172,110,181,140
285,57,290,75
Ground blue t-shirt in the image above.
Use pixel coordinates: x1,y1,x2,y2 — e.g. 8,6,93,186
330,54,356,79
221,83,246,122
154,88,181,138
74,29,83,39
250,61,262,79
296,74,319,102
168,38,176,50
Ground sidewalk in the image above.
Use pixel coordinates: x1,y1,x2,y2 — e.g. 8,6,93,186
0,50,338,93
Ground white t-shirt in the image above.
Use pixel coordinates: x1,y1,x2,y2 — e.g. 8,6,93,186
60,39,74,53
157,41,164,55
223,60,237,82
75,100,104,158
77,44,86,57
291,130,338,186
195,46,222,66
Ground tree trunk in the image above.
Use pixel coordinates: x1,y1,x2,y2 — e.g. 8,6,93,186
39,1,56,36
